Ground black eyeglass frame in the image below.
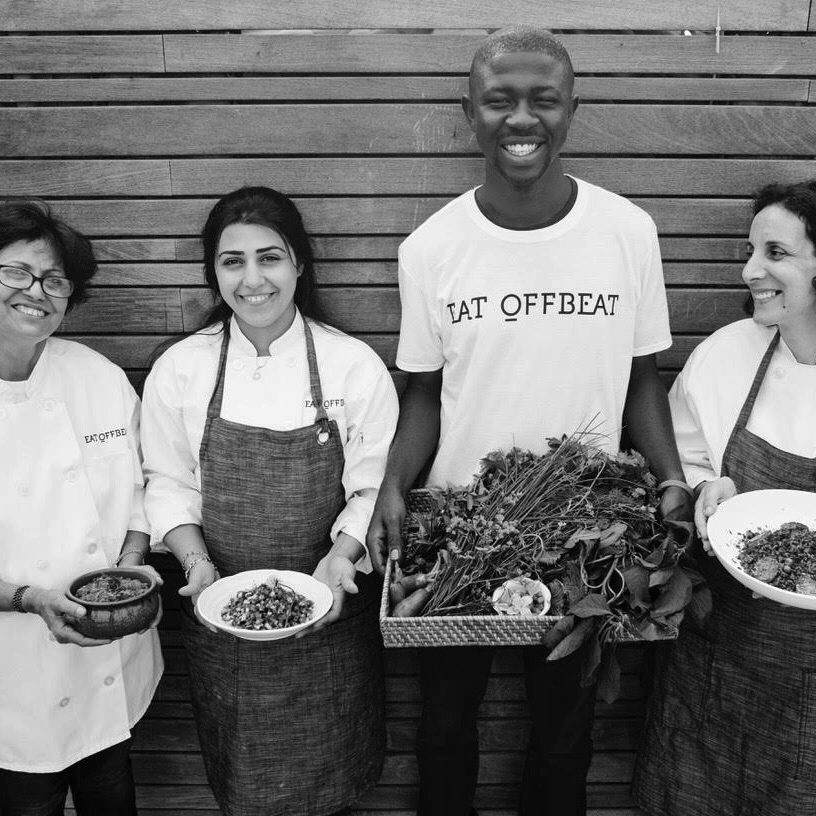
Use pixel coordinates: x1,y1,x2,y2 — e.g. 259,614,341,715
0,265,75,298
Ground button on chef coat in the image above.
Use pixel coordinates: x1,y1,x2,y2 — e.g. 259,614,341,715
141,312,399,564
0,339,163,773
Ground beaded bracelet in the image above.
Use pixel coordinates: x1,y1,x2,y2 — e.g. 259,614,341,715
115,549,145,567
12,585,30,614
183,552,215,582
656,479,695,500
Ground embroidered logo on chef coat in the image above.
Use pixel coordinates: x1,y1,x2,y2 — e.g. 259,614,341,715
304,398,345,409
84,427,127,444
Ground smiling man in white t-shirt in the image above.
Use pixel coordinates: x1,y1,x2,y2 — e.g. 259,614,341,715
367,25,691,816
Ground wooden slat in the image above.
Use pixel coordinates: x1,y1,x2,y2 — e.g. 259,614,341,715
152,669,644,705
162,33,816,75
0,75,808,103
657,336,708,370
0,160,171,196
61,287,743,337
2,0,805,31
154,639,648,676
64,335,170,368
667,290,747,333
58,289,184,333
92,239,178,261
4,104,815,158
140,696,646,723
168,157,816,197
3,158,812,199
358,783,637,809
45,197,756,237
0,35,165,73
381,751,637,784
130,715,640,754
180,287,399,333
174,235,750,263
87,260,746,287
71,810,645,816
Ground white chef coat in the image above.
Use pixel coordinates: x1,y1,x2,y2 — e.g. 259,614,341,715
0,339,163,773
670,318,816,488
141,312,399,568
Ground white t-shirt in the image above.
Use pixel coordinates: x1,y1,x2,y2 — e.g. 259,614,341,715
0,339,162,772
397,178,672,488
141,312,399,566
670,318,816,489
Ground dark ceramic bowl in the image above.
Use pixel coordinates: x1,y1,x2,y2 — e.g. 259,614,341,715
66,568,159,638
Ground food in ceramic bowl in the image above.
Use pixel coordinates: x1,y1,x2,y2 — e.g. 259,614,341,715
196,570,333,641
707,489,816,610
66,568,160,638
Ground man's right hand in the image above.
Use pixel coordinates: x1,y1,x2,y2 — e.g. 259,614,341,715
367,482,407,574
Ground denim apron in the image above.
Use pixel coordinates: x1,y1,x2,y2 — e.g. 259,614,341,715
634,331,816,816
181,320,385,816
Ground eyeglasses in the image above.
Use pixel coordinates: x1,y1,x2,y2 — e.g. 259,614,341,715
0,265,74,298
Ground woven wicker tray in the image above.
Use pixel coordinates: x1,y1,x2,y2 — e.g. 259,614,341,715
378,489,657,648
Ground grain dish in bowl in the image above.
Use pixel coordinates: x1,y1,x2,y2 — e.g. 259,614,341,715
66,567,160,638
707,489,816,610
196,569,333,641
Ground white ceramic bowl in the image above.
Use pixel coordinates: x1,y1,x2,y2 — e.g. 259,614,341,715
196,569,333,640
707,489,816,610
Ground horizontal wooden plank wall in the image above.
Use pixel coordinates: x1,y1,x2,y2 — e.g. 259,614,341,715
2,3,815,815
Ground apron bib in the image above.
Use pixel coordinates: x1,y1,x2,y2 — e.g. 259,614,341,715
182,320,384,816
634,332,816,816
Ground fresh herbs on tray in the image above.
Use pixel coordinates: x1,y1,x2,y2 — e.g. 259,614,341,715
392,433,702,700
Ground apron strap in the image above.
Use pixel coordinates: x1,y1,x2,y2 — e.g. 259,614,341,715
303,320,333,446
201,317,333,449
732,331,780,433
721,330,780,456
206,322,232,422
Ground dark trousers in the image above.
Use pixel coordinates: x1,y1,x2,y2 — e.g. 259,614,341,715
0,739,137,816
416,645,596,816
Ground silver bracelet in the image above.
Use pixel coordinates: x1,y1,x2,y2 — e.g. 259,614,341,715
115,549,145,567
656,479,695,500
183,552,215,582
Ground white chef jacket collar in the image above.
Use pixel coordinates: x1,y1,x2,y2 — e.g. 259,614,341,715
776,333,816,369
0,339,52,403
227,310,305,359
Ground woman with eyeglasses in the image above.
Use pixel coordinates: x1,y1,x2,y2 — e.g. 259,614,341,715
0,202,162,816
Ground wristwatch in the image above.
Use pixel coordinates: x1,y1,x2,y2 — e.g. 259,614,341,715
12,584,30,613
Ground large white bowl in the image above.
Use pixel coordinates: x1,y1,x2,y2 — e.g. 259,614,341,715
196,569,333,641
707,489,816,610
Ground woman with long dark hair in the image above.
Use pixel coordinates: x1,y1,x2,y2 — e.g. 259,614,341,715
141,186,397,816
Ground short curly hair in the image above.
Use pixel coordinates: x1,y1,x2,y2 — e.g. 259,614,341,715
469,26,575,94
752,180,816,250
0,200,97,313
743,179,816,316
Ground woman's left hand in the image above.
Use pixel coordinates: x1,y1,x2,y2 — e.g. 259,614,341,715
305,554,359,635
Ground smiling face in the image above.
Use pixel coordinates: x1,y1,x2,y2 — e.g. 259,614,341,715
743,204,816,338
463,50,578,192
0,238,69,353
215,222,301,351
